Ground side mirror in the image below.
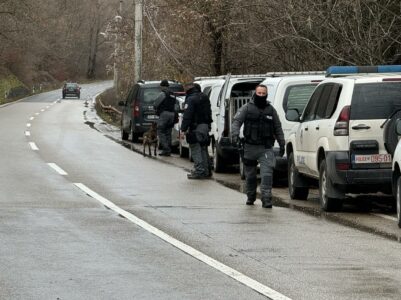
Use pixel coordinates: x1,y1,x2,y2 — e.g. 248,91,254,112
286,109,301,122
395,119,401,135
118,101,125,106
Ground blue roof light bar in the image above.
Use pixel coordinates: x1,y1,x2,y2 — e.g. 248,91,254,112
326,65,401,77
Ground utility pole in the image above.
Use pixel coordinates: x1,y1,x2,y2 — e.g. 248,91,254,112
134,0,143,82
113,2,123,96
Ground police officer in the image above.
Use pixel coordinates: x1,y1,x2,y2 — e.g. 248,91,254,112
154,79,176,156
181,82,213,179
231,85,285,208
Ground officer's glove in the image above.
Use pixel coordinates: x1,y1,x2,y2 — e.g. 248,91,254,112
232,135,240,148
279,146,285,157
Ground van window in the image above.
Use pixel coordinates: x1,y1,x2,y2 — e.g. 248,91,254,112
351,82,401,120
283,84,318,115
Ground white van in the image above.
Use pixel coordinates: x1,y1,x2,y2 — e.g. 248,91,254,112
178,77,225,159
236,74,325,180
213,74,270,172
214,72,325,177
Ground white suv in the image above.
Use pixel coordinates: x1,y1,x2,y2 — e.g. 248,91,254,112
286,65,401,211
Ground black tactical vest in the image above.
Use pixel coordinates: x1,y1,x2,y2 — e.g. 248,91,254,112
243,103,274,146
158,91,176,114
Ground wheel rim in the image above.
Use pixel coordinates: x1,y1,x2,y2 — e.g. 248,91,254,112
397,179,401,222
321,168,327,207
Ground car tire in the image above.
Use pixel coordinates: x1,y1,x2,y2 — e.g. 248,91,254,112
288,152,308,200
131,128,140,143
319,159,343,212
213,145,226,173
239,157,245,180
121,128,129,140
383,110,401,156
397,176,401,228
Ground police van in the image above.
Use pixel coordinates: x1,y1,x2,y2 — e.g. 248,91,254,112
234,74,326,180
178,77,225,159
214,72,325,176
286,65,401,211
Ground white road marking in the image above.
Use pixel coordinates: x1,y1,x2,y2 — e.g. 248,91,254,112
46,105,50,109
47,163,67,175
26,123,31,128
25,131,30,137
371,213,398,222
29,117,34,121
74,183,292,300
29,142,39,151
41,109,45,112
35,112,40,115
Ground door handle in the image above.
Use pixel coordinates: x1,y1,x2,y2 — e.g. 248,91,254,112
315,126,320,130
352,124,371,130
305,127,308,131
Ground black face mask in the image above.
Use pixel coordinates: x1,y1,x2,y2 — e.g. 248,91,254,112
254,94,267,108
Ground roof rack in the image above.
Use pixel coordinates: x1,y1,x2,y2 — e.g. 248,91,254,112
326,65,401,77
195,71,324,81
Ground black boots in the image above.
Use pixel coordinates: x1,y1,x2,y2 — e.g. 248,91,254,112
246,198,255,205
262,197,273,208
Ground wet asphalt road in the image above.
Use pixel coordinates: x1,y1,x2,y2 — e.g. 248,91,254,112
1,82,401,300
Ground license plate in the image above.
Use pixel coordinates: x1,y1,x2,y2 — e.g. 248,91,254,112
353,154,392,164
146,115,159,120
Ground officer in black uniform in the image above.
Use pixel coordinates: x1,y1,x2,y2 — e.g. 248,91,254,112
231,85,285,208
154,79,176,156
181,82,213,179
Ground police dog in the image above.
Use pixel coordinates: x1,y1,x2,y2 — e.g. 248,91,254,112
142,122,158,156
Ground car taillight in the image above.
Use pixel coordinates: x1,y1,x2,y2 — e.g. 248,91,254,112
336,162,350,170
131,101,140,117
334,105,350,136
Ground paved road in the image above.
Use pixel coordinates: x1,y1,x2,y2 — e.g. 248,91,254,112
1,82,401,300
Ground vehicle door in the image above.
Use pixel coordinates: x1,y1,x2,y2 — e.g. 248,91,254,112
216,74,231,143
209,82,224,139
349,80,401,169
295,85,323,174
140,87,162,124
305,83,341,176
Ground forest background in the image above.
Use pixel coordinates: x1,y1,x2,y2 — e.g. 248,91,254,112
1,0,401,100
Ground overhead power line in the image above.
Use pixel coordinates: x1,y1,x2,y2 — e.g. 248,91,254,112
143,4,194,77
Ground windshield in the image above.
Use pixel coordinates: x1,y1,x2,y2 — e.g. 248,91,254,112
351,82,401,119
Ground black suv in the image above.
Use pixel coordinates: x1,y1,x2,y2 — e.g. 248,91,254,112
62,82,80,99
119,80,184,142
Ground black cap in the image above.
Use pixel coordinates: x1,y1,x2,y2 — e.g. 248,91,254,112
160,79,169,87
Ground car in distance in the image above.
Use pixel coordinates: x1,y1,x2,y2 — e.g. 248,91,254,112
62,82,80,99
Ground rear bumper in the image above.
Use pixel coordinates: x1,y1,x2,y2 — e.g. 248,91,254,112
326,151,392,193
